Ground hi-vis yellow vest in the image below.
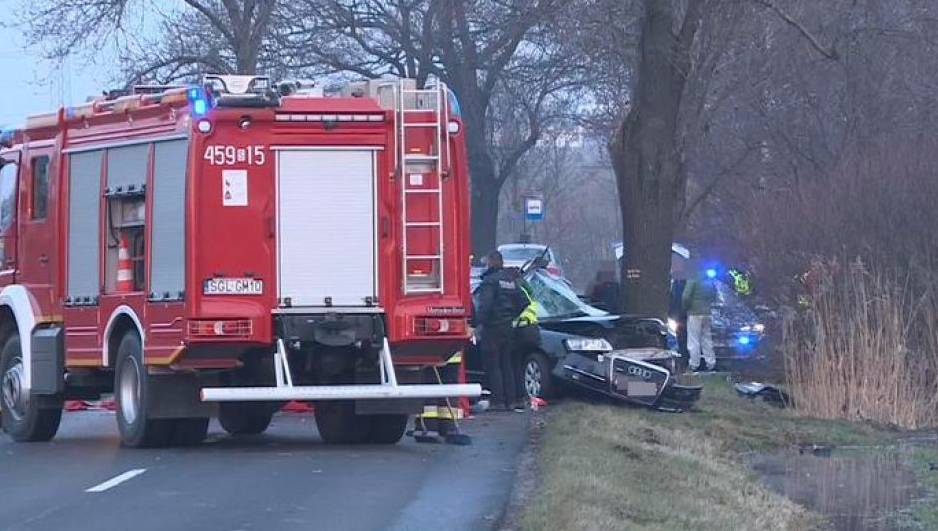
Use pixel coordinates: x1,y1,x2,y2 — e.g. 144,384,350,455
513,285,538,328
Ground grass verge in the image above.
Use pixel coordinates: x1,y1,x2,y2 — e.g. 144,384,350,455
520,375,894,531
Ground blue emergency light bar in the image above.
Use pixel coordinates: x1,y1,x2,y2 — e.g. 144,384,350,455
187,86,210,116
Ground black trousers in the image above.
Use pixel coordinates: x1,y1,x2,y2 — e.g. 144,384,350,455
481,325,518,408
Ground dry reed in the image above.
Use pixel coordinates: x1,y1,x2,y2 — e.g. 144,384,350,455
783,260,938,430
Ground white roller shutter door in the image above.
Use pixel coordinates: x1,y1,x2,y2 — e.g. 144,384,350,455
277,149,377,307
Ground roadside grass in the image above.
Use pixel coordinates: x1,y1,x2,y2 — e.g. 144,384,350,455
521,375,895,531
648,374,894,453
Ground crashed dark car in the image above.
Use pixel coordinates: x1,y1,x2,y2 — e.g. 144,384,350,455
468,269,702,412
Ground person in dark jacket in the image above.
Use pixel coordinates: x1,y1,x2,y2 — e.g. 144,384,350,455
475,251,527,412
588,266,622,314
668,276,688,359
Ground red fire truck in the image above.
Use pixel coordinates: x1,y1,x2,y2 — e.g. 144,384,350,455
0,74,479,447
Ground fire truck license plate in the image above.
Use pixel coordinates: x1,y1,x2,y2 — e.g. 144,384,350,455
203,278,264,295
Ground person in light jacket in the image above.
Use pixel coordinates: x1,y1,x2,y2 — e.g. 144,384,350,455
682,268,717,372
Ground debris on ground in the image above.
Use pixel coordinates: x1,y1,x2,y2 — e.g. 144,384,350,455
282,401,314,413
797,443,832,457
64,399,115,412
734,381,791,407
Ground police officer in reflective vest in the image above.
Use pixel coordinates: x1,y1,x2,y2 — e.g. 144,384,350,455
728,267,752,297
512,276,540,401
476,251,528,412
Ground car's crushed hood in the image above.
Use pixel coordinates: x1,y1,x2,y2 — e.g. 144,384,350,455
539,314,667,350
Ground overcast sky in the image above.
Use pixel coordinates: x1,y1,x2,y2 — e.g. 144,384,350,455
0,24,108,128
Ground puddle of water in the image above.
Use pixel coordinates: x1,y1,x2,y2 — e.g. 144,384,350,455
752,448,924,531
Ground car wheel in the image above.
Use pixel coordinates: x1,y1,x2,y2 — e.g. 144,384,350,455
368,414,408,445
1,334,62,442
523,352,555,400
218,402,274,436
115,332,173,448
315,401,372,444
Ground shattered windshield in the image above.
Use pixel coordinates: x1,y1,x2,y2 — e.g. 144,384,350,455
527,271,608,319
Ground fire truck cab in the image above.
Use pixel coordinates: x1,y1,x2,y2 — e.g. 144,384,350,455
0,75,479,447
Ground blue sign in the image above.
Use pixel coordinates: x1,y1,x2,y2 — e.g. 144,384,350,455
524,197,544,222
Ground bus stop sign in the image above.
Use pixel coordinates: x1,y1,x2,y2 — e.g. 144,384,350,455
525,197,544,222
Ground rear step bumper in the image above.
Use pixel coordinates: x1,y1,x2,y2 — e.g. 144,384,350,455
201,383,480,402
200,338,481,403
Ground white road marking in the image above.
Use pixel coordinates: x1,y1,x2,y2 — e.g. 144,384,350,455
85,468,148,493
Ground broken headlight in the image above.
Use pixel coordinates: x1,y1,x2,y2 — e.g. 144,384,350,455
564,337,613,352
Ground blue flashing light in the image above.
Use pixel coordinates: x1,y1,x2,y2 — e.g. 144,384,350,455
706,268,718,279
738,335,751,346
187,85,210,116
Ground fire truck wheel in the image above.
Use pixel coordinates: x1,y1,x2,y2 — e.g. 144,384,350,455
0,334,63,442
368,414,408,444
218,402,273,436
169,418,210,446
314,401,371,445
115,332,173,448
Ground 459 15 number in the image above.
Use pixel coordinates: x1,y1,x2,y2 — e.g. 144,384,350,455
203,145,266,166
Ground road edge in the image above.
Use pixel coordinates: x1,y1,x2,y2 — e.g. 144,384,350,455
496,410,546,531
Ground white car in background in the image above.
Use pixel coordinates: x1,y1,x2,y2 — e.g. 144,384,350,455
497,243,564,278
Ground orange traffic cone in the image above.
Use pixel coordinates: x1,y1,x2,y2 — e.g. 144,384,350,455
116,235,134,292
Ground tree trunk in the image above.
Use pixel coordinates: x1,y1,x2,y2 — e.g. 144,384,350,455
471,174,501,258
460,92,502,256
611,1,698,318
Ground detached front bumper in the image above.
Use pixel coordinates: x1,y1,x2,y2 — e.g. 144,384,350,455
558,349,702,412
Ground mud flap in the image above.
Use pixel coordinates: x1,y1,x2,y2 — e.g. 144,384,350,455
148,371,217,419
30,326,64,396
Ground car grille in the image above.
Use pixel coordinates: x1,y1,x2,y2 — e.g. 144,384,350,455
609,357,669,405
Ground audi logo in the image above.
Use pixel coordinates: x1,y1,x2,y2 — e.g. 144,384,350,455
627,365,654,380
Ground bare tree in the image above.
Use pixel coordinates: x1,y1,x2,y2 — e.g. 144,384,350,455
17,0,279,84
572,0,842,316
275,0,579,254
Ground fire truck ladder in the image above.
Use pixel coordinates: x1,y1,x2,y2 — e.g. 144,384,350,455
399,82,450,295
200,338,481,402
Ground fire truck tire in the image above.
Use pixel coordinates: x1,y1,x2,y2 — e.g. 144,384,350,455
169,418,210,446
0,334,63,442
115,332,173,448
368,414,408,444
218,402,273,436
314,401,371,445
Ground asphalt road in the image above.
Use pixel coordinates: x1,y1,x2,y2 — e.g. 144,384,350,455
0,410,528,531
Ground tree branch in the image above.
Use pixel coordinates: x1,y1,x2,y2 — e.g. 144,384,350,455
756,0,839,60
183,0,237,44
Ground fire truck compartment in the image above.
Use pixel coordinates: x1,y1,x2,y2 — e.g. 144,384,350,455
276,148,378,309
66,150,103,304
